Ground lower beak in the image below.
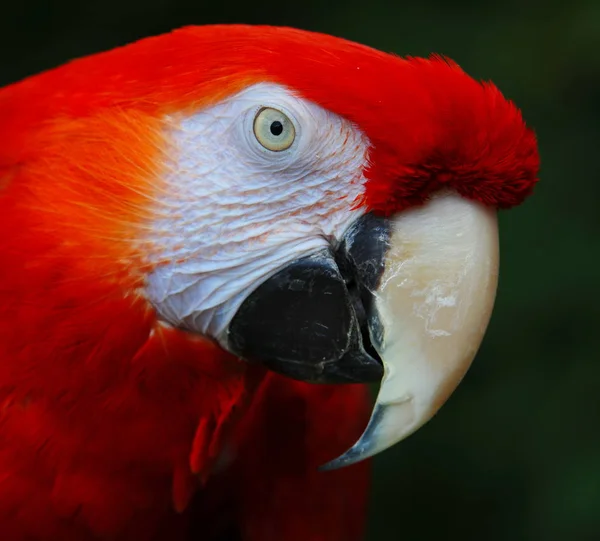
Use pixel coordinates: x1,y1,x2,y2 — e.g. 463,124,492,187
322,191,499,469
226,191,499,466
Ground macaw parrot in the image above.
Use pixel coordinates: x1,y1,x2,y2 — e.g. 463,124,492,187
0,25,539,541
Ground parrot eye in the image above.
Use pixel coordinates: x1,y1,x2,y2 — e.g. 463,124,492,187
253,107,296,151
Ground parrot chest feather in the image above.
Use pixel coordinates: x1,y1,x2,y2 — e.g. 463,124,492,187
0,321,260,541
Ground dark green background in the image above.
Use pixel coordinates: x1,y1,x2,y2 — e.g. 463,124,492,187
2,1,598,540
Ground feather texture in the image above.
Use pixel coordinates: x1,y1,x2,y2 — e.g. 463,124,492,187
0,24,538,540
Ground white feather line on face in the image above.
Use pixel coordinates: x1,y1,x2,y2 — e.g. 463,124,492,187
144,83,370,341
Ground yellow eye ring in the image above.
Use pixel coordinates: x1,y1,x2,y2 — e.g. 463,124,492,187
253,107,296,152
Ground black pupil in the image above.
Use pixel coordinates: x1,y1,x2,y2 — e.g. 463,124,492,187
270,121,283,136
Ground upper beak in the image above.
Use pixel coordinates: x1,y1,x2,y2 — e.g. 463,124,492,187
323,191,499,468
226,190,499,467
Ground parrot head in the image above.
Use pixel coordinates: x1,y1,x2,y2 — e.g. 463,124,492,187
0,25,539,468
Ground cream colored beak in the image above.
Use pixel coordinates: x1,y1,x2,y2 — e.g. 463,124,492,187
323,191,499,469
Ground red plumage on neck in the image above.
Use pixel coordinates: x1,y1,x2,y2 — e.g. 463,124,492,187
0,234,256,538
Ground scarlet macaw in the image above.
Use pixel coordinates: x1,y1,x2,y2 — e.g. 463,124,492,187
0,25,539,541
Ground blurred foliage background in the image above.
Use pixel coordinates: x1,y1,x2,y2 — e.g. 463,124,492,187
1,1,598,540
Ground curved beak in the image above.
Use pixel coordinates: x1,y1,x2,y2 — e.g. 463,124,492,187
226,190,498,467
322,191,499,469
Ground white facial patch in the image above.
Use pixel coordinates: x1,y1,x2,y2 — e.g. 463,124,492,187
144,83,370,343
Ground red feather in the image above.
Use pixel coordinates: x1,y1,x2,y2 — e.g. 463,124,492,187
1,25,539,215
0,24,538,540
